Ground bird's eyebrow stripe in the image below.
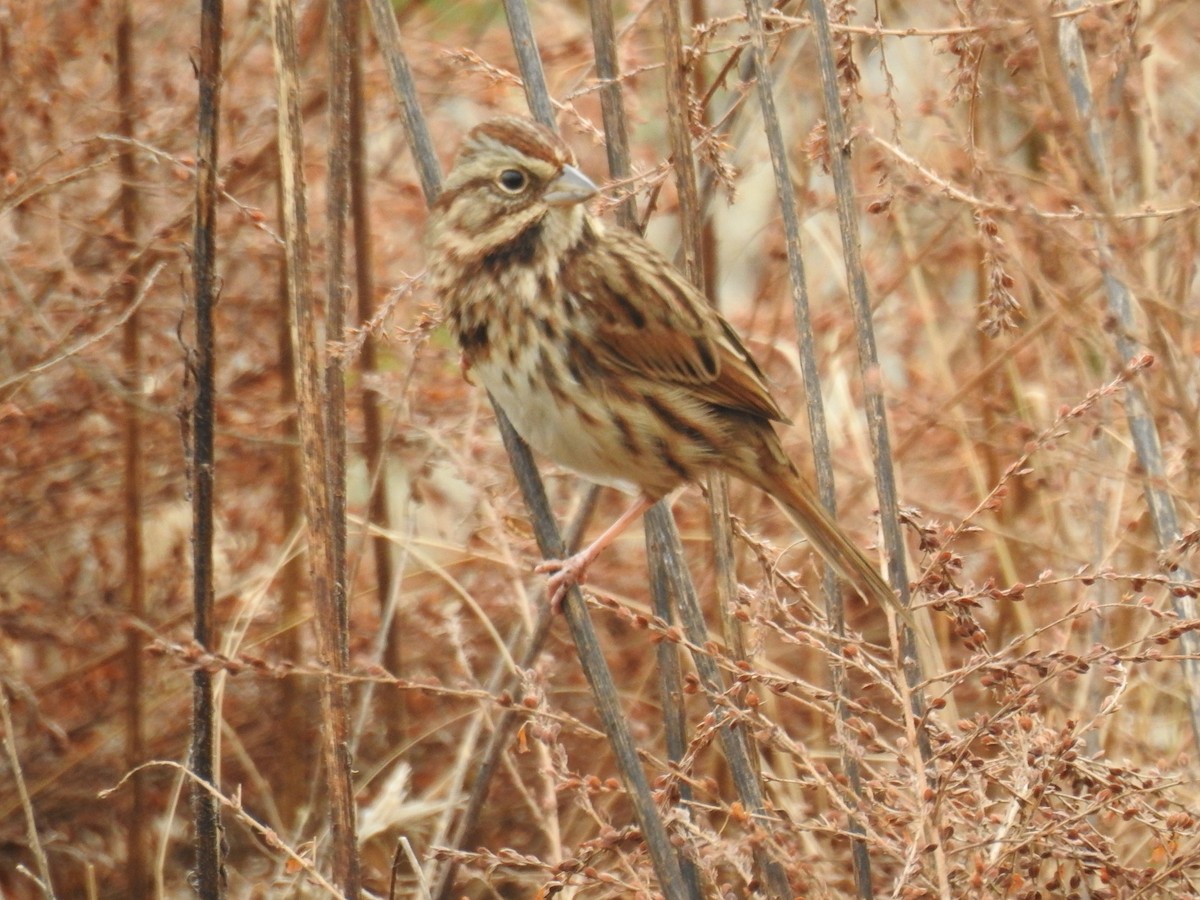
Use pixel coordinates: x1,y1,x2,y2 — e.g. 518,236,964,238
474,122,568,167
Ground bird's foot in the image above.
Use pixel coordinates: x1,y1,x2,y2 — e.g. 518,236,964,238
535,552,594,613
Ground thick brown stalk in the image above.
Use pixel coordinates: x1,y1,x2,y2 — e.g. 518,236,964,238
190,0,224,892
269,0,360,892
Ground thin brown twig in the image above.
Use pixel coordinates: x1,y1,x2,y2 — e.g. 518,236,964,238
0,687,56,898
103,762,345,897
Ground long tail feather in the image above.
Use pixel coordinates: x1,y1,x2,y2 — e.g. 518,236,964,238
768,469,914,629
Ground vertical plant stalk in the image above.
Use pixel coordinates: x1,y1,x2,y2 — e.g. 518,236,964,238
1039,2,1200,742
269,0,361,893
658,2,703,281
658,4,746,677
364,0,441,204
677,0,747,677
502,0,555,126
275,233,310,824
348,0,402,737
741,1,872,894
646,502,794,895
643,511,704,900
366,3,706,894
190,0,224,892
327,0,351,674
115,0,146,896
0,687,55,897
805,0,940,889
501,4,689,894
803,2,925,686
689,0,720,305
364,3,689,895
658,4,789,897
586,0,635,231
491,413,689,900
587,5,701,896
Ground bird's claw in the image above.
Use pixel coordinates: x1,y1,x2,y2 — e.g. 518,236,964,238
536,553,592,613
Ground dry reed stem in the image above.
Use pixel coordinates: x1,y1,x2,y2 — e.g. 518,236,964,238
4,0,1200,897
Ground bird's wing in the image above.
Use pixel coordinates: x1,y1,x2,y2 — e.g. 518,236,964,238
562,222,788,424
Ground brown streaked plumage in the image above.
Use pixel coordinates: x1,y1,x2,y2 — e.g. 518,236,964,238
426,116,908,623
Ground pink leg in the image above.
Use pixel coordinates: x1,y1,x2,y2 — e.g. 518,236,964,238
537,495,656,611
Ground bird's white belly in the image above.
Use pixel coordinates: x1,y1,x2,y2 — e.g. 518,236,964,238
471,355,639,494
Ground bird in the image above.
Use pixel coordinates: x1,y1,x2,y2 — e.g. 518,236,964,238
425,115,908,625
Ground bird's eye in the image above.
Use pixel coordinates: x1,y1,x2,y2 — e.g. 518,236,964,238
497,169,528,193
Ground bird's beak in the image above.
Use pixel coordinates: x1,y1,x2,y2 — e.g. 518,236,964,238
544,165,598,207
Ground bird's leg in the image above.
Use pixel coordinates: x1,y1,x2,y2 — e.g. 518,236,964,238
537,495,656,612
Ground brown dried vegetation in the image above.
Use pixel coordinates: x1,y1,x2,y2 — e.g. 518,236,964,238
2,0,1199,897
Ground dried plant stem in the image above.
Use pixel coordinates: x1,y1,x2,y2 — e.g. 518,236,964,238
678,0,750,685
1,687,55,898
503,0,555,127
275,237,311,826
741,0,873,894
326,0,352,696
643,514,704,900
586,0,636,231
587,3,702,897
1037,1,1200,743
659,4,703,282
646,502,795,889
347,0,402,737
494,411,690,899
659,3,789,896
269,0,360,892
365,4,686,895
190,0,224,891
804,1,929,668
805,0,942,890
115,0,147,895
364,0,440,205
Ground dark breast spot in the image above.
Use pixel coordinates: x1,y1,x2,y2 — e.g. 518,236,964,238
482,220,544,271
459,321,490,353
541,357,562,397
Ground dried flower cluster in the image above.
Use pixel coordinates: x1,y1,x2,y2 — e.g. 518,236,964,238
1,0,1198,897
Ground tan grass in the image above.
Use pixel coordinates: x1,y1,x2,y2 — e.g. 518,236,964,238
1,0,1198,897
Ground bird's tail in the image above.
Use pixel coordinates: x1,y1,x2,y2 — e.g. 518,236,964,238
755,460,913,628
